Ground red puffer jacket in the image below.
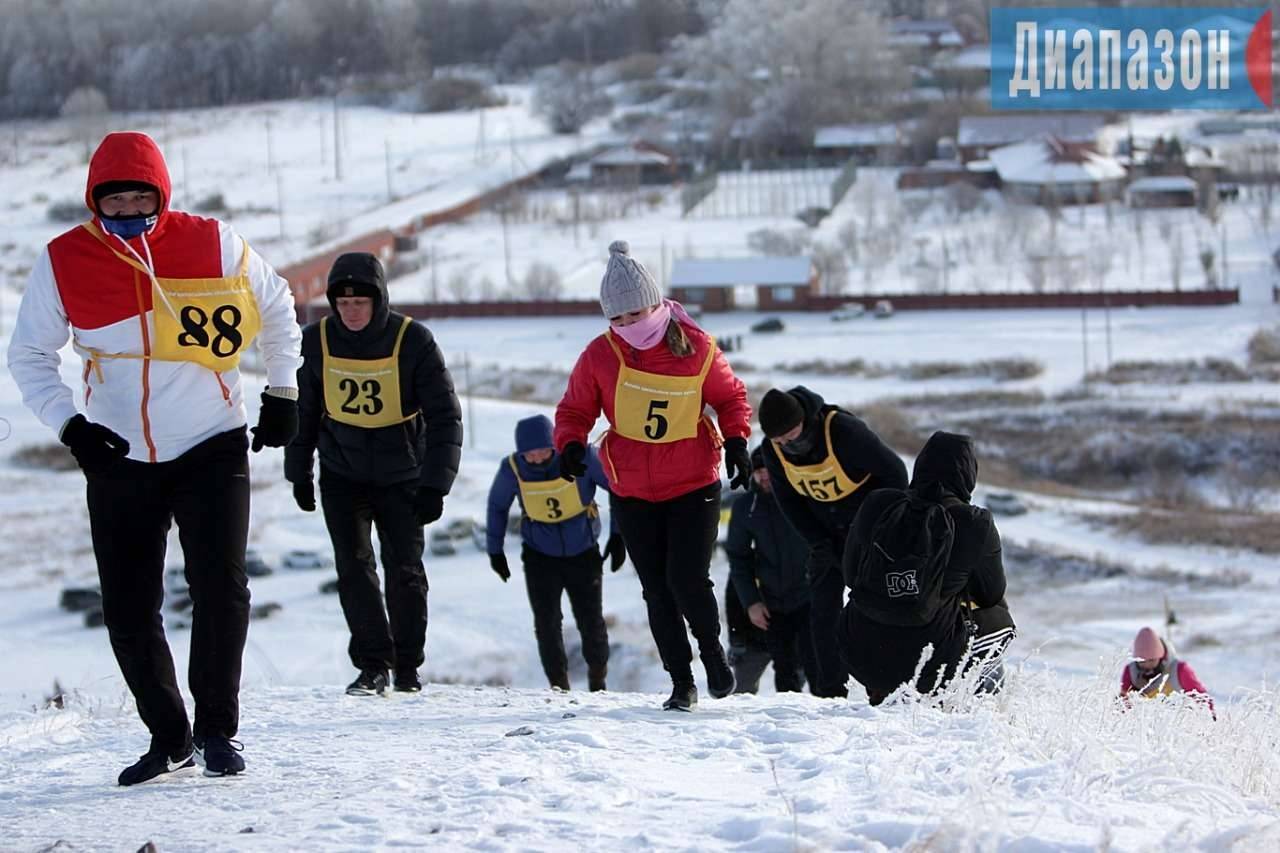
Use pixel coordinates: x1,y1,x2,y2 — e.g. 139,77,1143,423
554,320,751,502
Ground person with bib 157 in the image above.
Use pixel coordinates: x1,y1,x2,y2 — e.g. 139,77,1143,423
757,386,908,699
554,240,753,712
485,414,622,692
7,131,303,785
285,252,462,698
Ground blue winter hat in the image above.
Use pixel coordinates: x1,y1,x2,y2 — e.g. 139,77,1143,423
515,415,554,453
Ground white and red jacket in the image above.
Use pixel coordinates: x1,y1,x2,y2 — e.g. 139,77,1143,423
7,132,302,463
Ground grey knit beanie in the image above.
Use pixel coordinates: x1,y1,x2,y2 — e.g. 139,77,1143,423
599,240,662,319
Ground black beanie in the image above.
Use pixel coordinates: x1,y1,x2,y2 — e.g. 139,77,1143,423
92,180,157,204
326,252,385,306
750,445,766,470
758,389,805,438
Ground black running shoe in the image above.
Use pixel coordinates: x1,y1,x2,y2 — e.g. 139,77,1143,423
194,735,245,777
346,669,389,696
662,681,698,711
117,748,195,786
702,645,737,699
393,669,421,693
588,663,607,693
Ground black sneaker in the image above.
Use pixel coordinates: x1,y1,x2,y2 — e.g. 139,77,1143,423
193,735,244,777
346,669,389,696
393,669,421,693
702,646,736,699
117,748,195,786
662,681,697,711
588,664,607,693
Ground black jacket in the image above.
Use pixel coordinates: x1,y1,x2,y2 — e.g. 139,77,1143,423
839,431,1011,697
763,386,908,557
725,486,812,614
284,284,462,493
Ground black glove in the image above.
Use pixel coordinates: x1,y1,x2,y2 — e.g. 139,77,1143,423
61,414,129,474
414,488,444,525
601,533,626,572
292,480,316,512
251,391,299,452
560,442,587,481
723,436,751,490
805,542,835,585
489,552,511,582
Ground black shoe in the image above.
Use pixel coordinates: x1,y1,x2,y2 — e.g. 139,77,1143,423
702,646,736,699
117,747,195,786
662,681,697,711
346,669,389,696
193,735,244,777
549,672,571,692
393,669,422,693
588,663,607,692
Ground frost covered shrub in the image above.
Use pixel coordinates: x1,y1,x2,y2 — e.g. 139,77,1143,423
1247,327,1280,365
414,78,505,113
10,443,77,471
46,200,86,223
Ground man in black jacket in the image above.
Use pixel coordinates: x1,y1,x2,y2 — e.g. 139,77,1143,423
285,252,462,696
839,431,1015,704
724,446,819,693
758,386,908,698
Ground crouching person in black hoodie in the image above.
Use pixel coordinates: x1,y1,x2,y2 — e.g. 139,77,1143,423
286,252,462,697
839,431,1015,705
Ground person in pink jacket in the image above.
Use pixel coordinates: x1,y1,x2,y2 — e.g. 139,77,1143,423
1121,626,1214,714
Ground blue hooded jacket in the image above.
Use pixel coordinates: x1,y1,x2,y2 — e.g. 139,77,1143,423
486,415,614,558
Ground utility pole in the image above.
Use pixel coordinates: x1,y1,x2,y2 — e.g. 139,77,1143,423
266,116,275,174
276,172,286,240
1081,306,1090,388
333,57,346,182
385,138,393,201
463,352,476,450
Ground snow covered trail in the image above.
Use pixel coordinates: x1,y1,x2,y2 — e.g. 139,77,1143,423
4,674,1278,852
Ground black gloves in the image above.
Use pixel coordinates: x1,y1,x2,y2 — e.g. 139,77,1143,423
251,390,299,452
601,533,626,572
805,542,835,585
61,414,129,474
723,436,751,490
414,488,444,526
489,552,511,582
559,442,587,481
293,481,316,512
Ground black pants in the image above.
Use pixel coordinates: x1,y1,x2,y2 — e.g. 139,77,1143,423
320,470,427,674
765,604,820,694
611,482,722,685
522,546,609,688
810,560,850,698
86,428,250,751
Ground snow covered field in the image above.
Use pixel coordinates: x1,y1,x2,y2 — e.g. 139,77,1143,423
3,98,1280,850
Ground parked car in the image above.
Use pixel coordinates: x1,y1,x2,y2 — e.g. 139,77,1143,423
429,530,457,557
282,549,333,570
830,302,866,322
983,491,1028,516
750,316,785,334
873,299,894,319
245,548,273,578
59,587,102,613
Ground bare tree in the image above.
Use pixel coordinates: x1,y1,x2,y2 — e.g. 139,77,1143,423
60,86,109,161
522,261,564,301
532,61,612,135
811,240,848,295
1159,217,1184,291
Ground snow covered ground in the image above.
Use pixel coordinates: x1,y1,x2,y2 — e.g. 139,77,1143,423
3,98,1280,850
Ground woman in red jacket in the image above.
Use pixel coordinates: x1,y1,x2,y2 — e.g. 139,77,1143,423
555,241,753,710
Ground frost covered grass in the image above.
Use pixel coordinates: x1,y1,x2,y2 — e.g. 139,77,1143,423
4,666,1277,851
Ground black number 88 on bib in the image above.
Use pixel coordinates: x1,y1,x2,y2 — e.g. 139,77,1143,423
178,304,244,357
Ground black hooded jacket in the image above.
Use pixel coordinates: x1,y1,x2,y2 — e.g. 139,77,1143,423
838,431,1012,696
725,482,813,615
762,386,908,555
284,256,463,492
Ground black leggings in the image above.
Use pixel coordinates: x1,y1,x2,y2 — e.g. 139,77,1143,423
87,428,251,751
611,482,722,685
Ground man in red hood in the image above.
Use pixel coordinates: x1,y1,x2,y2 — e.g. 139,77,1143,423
8,131,303,785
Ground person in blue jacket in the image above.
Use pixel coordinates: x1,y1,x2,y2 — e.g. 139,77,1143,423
487,414,624,691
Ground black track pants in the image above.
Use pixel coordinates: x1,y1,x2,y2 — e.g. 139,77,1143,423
809,563,850,697
521,546,610,687
87,428,251,750
320,471,427,673
611,482,722,685
765,604,819,694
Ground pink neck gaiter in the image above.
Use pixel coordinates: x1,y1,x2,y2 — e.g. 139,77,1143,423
610,301,671,350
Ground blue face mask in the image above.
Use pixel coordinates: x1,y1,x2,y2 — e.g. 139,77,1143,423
100,214,157,240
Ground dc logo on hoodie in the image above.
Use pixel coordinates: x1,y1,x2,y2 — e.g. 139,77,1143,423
886,570,919,599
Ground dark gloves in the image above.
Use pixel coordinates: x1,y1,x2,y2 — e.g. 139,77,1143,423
723,436,751,490
489,552,511,582
414,488,444,526
61,414,129,474
601,533,626,572
251,390,299,452
805,542,835,585
559,442,587,481
293,480,316,512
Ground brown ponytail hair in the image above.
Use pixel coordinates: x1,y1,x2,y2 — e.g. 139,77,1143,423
665,317,694,357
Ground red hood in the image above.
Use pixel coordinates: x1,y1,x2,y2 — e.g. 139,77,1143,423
84,132,172,224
